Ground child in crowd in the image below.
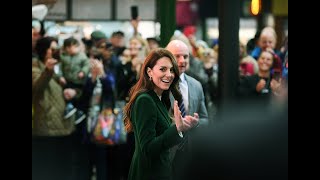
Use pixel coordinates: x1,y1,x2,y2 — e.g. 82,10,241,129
58,37,90,124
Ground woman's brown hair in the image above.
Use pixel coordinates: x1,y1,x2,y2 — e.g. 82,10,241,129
123,48,182,133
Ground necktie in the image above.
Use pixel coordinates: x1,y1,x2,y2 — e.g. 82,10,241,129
178,84,188,151
179,99,186,118
179,77,187,118
177,103,188,151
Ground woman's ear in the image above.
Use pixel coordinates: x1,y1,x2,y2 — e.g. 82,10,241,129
147,67,152,77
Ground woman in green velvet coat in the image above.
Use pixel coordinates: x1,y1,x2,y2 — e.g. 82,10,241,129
123,48,199,180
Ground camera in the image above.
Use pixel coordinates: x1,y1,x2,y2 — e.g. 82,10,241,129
272,71,281,81
260,78,270,94
261,88,269,94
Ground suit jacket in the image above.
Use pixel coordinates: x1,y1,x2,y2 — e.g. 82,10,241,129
170,74,209,179
169,74,209,126
183,74,209,126
186,55,208,85
128,90,182,180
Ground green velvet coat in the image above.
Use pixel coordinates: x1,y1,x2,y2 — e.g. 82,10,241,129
128,90,182,180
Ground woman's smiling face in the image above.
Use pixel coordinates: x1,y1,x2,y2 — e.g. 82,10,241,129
258,51,274,72
148,57,175,96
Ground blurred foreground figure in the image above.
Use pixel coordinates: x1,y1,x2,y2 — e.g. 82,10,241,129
176,101,288,180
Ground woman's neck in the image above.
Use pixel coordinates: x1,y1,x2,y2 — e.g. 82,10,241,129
258,71,270,78
153,89,163,100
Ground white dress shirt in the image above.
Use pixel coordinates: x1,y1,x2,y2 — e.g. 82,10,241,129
179,73,189,114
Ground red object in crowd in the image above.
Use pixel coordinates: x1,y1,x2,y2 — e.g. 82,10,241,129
241,63,255,76
183,26,197,38
176,1,198,27
272,54,282,75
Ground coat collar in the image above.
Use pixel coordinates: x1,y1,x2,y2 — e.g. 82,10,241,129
148,90,172,126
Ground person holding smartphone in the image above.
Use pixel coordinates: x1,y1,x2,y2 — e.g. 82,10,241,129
237,50,283,104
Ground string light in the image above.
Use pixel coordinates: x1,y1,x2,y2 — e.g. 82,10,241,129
250,0,261,16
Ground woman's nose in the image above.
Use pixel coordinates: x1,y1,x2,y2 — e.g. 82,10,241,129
167,72,174,77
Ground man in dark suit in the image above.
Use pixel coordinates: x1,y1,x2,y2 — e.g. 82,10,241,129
166,40,209,179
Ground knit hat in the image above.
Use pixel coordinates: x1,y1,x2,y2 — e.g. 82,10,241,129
91,30,107,41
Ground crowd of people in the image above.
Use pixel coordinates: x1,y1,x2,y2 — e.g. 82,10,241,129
32,18,288,180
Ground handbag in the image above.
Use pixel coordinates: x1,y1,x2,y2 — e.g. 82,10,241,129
90,106,126,146
87,78,127,146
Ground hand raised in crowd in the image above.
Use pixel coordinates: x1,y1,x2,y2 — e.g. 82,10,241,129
271,79,287,101
188,35,197,48
270,78,281,93
131,57,143,73
174,100,199,132
64,88,77,100
45,58,57,70
130,17,140,34
59,77,67,86
256,79,266,93
90,58,105,82
265,47,275,54
78,71,85,79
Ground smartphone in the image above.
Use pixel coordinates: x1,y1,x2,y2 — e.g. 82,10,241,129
273,71,281,81
131,6,138,20
52,48,61,61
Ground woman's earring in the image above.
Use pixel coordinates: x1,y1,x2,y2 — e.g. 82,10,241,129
149,76,153,81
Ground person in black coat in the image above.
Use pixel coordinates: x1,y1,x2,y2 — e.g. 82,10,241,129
237,50,282,105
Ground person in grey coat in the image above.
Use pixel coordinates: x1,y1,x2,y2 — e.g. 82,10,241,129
166,40,209,179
